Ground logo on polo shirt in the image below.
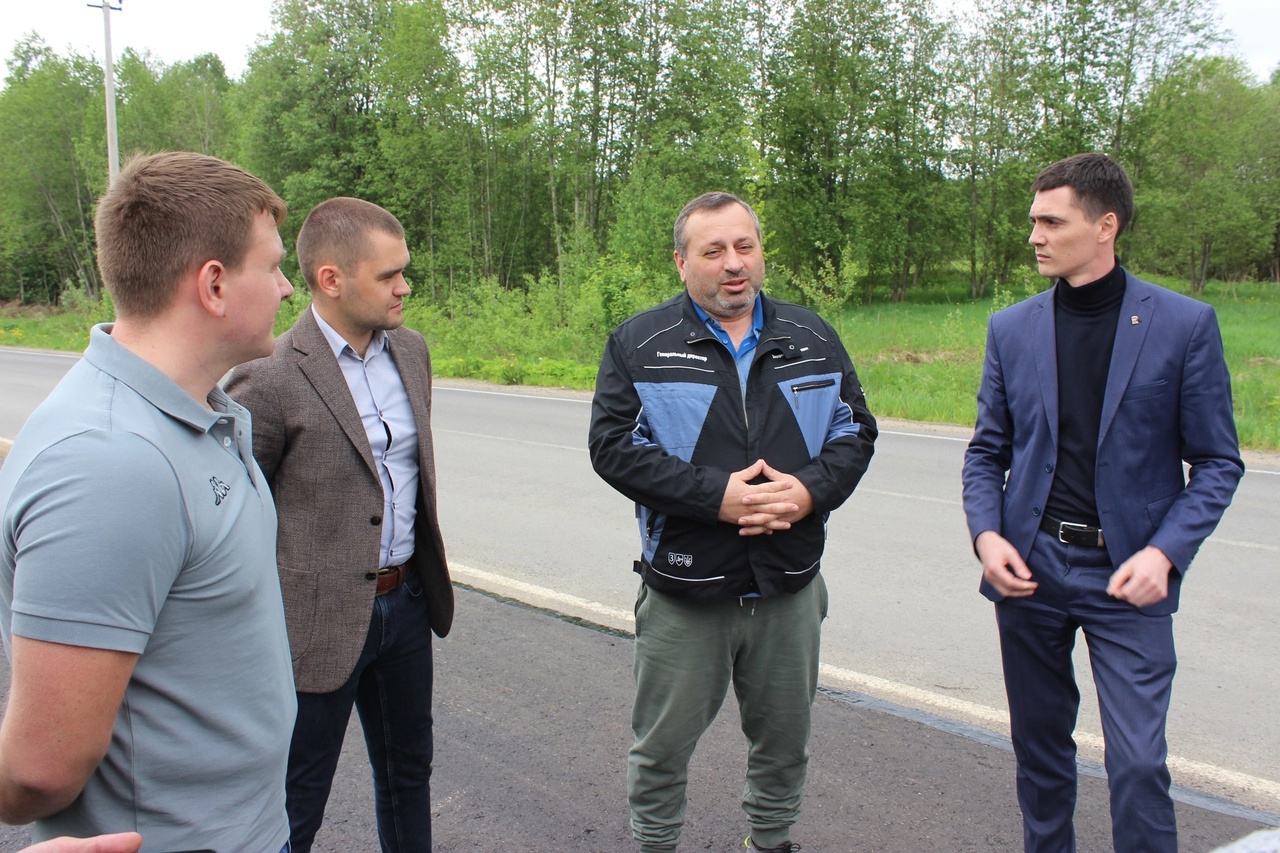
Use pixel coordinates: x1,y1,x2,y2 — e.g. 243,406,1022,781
209,476,230,506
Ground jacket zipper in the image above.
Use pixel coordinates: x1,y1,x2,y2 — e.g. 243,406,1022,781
791,377,835,403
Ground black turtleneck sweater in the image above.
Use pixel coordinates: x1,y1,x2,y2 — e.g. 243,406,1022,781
1044,262,1126,527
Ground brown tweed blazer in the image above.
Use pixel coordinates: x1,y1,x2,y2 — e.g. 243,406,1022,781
225,308,454,693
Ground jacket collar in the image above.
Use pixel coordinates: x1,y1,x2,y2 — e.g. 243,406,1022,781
677,291,780,344
1031,268,1157,451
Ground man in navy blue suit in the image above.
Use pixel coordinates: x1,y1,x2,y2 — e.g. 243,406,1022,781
962,153,1244,852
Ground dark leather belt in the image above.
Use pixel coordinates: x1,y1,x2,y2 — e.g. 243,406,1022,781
1040,513,1106,548
374,563,409,595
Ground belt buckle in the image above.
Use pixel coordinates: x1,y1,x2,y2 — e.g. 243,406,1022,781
1057,520,1088,545
1057,520,1103,547
375,564,403,596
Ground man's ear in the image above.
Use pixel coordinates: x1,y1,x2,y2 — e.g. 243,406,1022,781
1097,211,1120,244
195,259,227,318
315,263,342,299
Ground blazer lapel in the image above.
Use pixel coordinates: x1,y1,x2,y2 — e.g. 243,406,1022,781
1031,295,1060,450
1098,275,1154,450
387,331,436,495
293,309,380,483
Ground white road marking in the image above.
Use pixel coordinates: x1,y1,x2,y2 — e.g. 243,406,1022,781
1207,537,1280,553
861,487,962,507
0,347,81,360
452,563,633,624
881,429,970,443
452,560,1280,809
437,385,588,404
436,428,586,454
817,663,1009,728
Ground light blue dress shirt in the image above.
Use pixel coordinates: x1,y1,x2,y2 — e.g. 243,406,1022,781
313,306,419,568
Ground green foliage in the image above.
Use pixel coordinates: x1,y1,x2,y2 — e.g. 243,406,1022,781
116,51,234,158
991,266,1048,314
4,0,1276,307
2,0,1278,448
1128,57,1276,291
0,38,102,304
6,277,1279,449
273,284,312,335
783,244,865,316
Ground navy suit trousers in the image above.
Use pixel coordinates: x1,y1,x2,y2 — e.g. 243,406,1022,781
996,528,1177,853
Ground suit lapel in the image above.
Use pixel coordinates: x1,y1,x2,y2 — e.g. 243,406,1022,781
1098,274,1154,450
293,309,380,483
1031,294,1060,450
387,330,436,495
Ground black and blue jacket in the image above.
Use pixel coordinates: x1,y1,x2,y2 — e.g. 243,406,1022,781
589,291,877,603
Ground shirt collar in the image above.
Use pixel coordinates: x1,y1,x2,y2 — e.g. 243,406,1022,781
83,324,227,432
691,295,765,340
312,304,388,360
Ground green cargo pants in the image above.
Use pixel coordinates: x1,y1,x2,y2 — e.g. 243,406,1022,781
628,575,828,852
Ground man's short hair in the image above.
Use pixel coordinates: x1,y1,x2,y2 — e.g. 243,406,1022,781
1031,153,1135,236
95,152,286,319
673,192,762,257
296,197,406,290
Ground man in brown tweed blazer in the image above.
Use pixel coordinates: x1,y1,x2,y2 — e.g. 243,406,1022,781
226,197,453,852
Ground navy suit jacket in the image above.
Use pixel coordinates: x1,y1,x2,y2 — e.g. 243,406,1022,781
962,270,1243,615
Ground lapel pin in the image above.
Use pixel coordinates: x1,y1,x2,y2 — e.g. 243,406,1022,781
1130,315,1140,325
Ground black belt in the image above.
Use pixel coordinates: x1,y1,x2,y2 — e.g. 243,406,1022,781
1040,513,1106,548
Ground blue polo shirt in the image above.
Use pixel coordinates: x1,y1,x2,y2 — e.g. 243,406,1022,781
0,325,294,850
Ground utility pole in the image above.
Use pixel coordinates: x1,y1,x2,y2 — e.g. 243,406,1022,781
88,0,123,185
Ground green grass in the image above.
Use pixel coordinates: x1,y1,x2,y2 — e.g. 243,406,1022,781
1208,290,1280,450
3,273,1278,450
828,278,1280,451
830,302,988,427
0,311,99,351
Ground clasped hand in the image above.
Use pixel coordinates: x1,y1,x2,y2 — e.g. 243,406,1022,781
719,459,813,536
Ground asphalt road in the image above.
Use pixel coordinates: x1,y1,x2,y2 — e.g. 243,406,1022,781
1,345,1278,851
426,380,1280,813
0,348,80,439
0,587,1272,851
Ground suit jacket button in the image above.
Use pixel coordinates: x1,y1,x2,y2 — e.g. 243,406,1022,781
370,516,381,525
1032,506,1042,517
1044,463,1054,473
365,572,377,580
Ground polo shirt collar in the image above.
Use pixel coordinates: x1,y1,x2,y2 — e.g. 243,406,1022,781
83,324,226,433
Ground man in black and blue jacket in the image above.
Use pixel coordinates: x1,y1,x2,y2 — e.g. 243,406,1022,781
589,192,877,853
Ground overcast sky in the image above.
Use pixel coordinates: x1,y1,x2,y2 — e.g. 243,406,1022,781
2,0,1277,85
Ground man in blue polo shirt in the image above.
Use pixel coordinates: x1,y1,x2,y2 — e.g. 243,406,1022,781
0,152,296,852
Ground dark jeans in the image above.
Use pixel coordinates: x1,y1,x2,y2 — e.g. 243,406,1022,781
997,528,1177,853
286,573,435,853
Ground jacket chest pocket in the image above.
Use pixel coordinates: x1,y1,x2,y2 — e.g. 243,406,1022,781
776,373,842,459
789,378,835,401
1120,379,1168,403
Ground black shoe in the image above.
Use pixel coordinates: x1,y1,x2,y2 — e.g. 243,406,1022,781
745,837,801,852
